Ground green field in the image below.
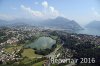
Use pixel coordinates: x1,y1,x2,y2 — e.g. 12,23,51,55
21,48,42,59
4,45,22,53
32,60,45,66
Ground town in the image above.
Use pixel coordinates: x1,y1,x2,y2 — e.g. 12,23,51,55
0,25,100,66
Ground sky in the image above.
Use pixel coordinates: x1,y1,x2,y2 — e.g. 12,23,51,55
0,0,100,26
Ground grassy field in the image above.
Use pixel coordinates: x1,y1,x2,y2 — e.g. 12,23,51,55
21,48,42,59
32,60,45,66
4,44,42,58
4,45,22,53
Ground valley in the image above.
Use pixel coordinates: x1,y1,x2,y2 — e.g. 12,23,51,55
0,25,100,66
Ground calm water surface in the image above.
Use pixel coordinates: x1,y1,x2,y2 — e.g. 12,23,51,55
26,37,56,50
75,28,100,36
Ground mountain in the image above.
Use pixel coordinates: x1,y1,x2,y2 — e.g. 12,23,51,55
86,20,100,29
0,19,18,26
0,19,9,26
0,16,83,31
0,19,35,27
41,17,83,31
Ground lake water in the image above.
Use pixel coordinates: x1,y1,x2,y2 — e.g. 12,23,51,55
26,37,56,50
75,28,100,36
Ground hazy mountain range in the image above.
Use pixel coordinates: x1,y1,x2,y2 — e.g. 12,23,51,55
86,20,100,29
40,17,83,31
0,16,83,31
1,16,100,32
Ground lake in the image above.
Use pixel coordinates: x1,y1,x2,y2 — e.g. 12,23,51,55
26,37,56,50
75,28,100,36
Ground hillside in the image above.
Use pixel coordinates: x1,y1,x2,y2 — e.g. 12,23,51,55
86,20,100,29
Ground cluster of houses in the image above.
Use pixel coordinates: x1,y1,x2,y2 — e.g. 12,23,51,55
0,48,22,64
0,26,51,65
7,37,19,44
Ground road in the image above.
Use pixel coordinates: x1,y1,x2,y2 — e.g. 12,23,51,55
46,43,63,58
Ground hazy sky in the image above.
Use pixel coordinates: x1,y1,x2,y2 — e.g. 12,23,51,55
0,0,100,26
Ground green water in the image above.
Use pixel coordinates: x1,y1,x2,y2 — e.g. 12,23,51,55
26,37,56,50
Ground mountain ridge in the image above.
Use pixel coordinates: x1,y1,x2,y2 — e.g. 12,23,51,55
0,16,83,31
40,16,83,31
86,20,100,29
